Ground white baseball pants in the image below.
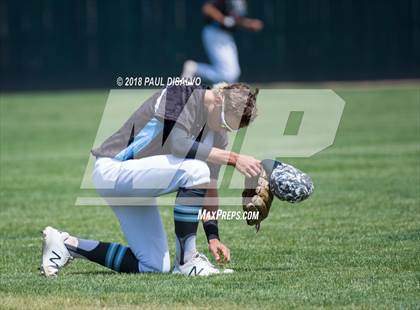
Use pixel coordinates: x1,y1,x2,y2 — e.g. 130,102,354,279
92,155,211,272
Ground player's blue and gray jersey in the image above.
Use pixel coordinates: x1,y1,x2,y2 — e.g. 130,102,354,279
91,85,228,179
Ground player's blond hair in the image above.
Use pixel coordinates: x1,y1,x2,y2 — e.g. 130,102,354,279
212,82,259,128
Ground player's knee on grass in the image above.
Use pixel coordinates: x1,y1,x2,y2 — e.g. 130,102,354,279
138,251,171,273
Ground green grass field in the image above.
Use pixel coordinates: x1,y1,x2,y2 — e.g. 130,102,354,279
1,85,419,309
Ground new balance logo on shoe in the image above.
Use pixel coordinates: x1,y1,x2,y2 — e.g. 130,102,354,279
188,266,204,276
49,250,61,267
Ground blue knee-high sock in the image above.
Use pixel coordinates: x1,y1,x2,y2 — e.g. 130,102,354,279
174,187,206,265
65,239,140,273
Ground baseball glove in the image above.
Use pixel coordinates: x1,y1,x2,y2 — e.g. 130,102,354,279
241,168,273,232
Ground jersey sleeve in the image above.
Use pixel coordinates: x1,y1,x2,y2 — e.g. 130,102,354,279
168,125,212,161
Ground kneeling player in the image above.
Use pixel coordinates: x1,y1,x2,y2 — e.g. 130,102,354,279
41,82,261,277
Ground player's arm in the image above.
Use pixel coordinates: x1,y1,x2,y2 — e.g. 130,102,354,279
236,17,264,32
202,1,263,32
202,179,230,263
207,147,261,178
168,125,261,178
202,2,226,25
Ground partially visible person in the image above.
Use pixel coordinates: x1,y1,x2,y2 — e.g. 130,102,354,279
182,0,263,83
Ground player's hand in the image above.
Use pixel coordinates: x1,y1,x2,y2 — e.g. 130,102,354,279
246,19,264,32
236,155,261,178
208,239,231,264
